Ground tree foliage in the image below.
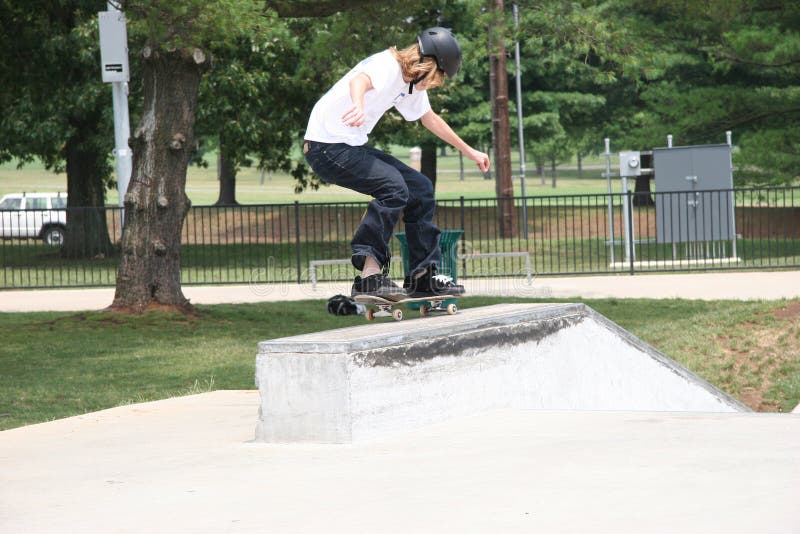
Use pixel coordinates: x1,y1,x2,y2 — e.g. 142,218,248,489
615,0,799,184
111,0,272,311
0,0,113,184
193,10,310,202
0,0,125,258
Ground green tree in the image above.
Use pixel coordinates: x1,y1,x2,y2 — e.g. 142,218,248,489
429,1,640,194
111,0,380,311
195,16,308,205
111,0,262,311
617,0,799,184
0,0,119,258
513,1,640,180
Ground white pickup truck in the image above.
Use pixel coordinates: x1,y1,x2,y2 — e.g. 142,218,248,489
0,192,67,245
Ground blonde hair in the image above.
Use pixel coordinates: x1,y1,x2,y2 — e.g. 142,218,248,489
390,44,447,90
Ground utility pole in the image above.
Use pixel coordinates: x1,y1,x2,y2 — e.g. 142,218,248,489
513,2,528,237
98,2,132,212
489,0,516,238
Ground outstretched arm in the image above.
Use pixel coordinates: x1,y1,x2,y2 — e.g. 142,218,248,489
420,110,490,172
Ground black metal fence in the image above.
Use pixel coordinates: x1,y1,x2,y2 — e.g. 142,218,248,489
1,186,798,289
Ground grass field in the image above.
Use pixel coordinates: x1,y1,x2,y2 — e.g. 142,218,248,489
1,296,798,431
0,149,612,205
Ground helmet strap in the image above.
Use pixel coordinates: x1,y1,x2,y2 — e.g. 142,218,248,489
409,56,428,95
408,75,426,95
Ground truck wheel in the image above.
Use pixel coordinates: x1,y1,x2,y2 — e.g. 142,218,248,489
42,226,65,246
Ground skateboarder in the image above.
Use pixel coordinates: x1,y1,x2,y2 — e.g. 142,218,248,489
303,27,490,301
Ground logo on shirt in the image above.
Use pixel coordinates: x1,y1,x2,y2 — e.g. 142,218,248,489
391,92,407,106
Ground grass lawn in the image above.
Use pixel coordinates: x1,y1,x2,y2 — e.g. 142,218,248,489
1,296,798,431
1,149,611,206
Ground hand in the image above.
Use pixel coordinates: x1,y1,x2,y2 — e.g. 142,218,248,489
341,105,366,127
468,149,491,173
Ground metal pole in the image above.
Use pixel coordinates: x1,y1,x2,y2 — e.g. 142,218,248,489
106,2,132,212
726,130,738,260
667,134,675,259
111,81,131,206
513,2,528,237
294,201,303,284
627,189,635,275
605,138,615,265
622,174,631,263
619,141,632,264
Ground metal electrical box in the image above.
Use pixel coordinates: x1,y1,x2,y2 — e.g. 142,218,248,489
98,10,129,83
619,151,642,177
654,144,735,244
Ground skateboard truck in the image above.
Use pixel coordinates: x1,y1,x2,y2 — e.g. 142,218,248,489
354,295,458,321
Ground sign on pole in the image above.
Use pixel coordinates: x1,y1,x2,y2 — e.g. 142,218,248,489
98,5,132,212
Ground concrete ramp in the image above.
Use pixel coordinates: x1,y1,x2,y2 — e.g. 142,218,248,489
255,303,748,443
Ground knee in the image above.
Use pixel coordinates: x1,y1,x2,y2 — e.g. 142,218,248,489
378,175,409,208
412,176,435,211
419,178,434,204
395,182,410,205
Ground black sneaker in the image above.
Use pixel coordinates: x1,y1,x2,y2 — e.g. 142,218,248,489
351,274,407,301
404,266,465,298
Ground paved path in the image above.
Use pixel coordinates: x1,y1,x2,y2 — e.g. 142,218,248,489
1,391,798,533
1,270,798,312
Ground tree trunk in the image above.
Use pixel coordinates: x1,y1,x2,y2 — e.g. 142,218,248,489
111,47,207,313
633,176,655,206
63,134,114,259
551,156,557,188
577,152,583,179
489,0,516,238
420,142,437,190
215,136,239,206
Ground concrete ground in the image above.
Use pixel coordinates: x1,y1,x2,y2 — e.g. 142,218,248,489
1,391,798,533
1,271,799,532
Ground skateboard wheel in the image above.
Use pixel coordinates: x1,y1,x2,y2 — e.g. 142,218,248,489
419,304,430,316
366,309,375,321
392,309,403,321
446,303,458,315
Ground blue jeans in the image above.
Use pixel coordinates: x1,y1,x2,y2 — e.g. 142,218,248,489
304,141,441,273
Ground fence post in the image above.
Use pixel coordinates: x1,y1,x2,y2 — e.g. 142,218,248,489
627,189,635,275
294,201,302,284
459,196,467,277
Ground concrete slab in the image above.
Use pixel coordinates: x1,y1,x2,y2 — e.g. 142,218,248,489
1,391,798,533
256,304,747,443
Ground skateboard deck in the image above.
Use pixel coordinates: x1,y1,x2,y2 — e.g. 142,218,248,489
353,294,459,321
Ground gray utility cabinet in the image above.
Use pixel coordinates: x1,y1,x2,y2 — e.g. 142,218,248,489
654,144,736,244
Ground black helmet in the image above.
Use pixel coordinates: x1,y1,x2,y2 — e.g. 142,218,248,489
417,27,462,78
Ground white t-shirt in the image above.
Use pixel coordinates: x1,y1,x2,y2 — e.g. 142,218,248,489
304,49,431,146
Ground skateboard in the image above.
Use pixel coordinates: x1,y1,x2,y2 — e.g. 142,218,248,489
353,295,458,321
